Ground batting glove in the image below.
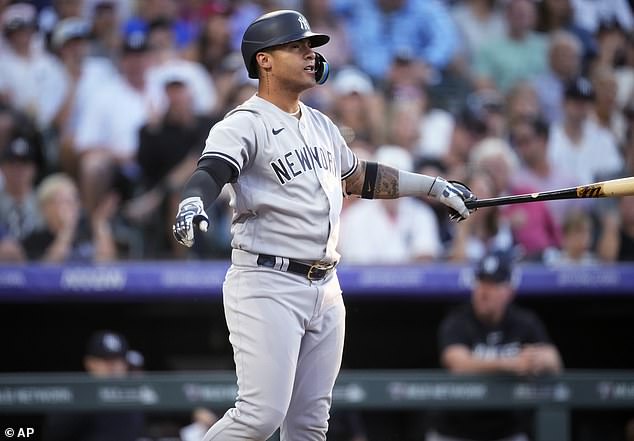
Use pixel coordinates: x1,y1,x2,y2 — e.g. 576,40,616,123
428,177,476,221
173,196,209,247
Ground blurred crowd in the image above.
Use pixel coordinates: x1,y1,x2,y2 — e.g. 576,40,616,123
0,0,634,265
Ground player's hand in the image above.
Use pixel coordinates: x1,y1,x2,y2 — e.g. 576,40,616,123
173,196,209,248
428,177,476,221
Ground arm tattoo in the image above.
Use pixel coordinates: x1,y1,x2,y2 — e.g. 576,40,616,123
343,161,399,199
373,164,399,199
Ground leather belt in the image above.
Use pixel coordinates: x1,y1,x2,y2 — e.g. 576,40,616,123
256,254,336,281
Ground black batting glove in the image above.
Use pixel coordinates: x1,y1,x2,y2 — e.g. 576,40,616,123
173,196,209,247
428,177,477,221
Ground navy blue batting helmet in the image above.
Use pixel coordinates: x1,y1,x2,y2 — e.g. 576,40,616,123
241,10,330,84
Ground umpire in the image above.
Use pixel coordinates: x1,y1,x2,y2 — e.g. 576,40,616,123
427,251,563,441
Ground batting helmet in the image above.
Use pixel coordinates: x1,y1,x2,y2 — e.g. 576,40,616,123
241,10,331,84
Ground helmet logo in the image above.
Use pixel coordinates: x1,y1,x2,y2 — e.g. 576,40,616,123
298,15,310,31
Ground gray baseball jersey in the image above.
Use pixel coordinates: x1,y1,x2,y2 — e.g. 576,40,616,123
200,94,358,263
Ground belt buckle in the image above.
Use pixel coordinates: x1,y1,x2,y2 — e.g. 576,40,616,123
307,262,334,281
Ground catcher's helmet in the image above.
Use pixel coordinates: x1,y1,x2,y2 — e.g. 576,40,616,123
241,10,330,84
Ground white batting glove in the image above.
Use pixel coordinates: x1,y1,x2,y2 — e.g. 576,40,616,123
172,196,209,247
428,177,476,222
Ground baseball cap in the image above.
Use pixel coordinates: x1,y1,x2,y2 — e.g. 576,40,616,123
158,65,190,89
564,77,594,101
86,330,129,359
52,18,90,50
475,251,513,283
332,67,374,96
1,137,37,163
122,30,149,53
2,3,37,32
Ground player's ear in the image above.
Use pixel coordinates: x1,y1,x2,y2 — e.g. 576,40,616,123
255,51,272,75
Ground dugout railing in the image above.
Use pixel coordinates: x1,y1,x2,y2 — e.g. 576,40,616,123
1,370,633,441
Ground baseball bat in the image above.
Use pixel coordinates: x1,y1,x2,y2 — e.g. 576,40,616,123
464,176,634,209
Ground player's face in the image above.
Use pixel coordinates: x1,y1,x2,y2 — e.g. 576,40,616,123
84,356,128,377
268,39,317,90
472,280,513,324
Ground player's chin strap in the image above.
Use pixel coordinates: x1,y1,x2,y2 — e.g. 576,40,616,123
315,52,330,85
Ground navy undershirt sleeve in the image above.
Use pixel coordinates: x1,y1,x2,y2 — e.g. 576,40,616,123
181,157,235,208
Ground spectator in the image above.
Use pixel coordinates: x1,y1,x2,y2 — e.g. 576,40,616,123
122,0,195,50
186,4,232,74
470,137,520,202
534,0,596,61
145,17,218,116
597,196,634,262
472,0,548,93
466,89,506,139
383,53,430,100
333,0,459,82
50,17,117,175
590,65,627,146
38,0,84,50
442,95,490,178
547,77,623,184
591,19,629,74
544,208,597,265
570,0,634,35
386,63,454,162
504,81,541,132
0,103,46,178
83,0,134,26
384,98,423,155
450,0,506,62
510,116,585,227
86,0,123,61
123,75,214,259
0,3,67,131
328,66,385,147
470,136,561,260
73,32,155,220
43,330,146,441
614,32,634,109
532,30,583,123
21,173,117,262
503,182,562,261
426,250,562,441
0,136,44,241
338,145,442,263
448,168,514,262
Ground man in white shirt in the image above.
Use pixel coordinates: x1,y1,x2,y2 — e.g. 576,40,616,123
547,77,623,184
0,3,66,131
50,17,116,171
74,32,154,218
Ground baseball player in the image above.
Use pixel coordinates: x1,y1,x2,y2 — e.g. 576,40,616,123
173,10,476,441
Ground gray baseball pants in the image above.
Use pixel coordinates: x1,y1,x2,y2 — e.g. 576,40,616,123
202,249,346,441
